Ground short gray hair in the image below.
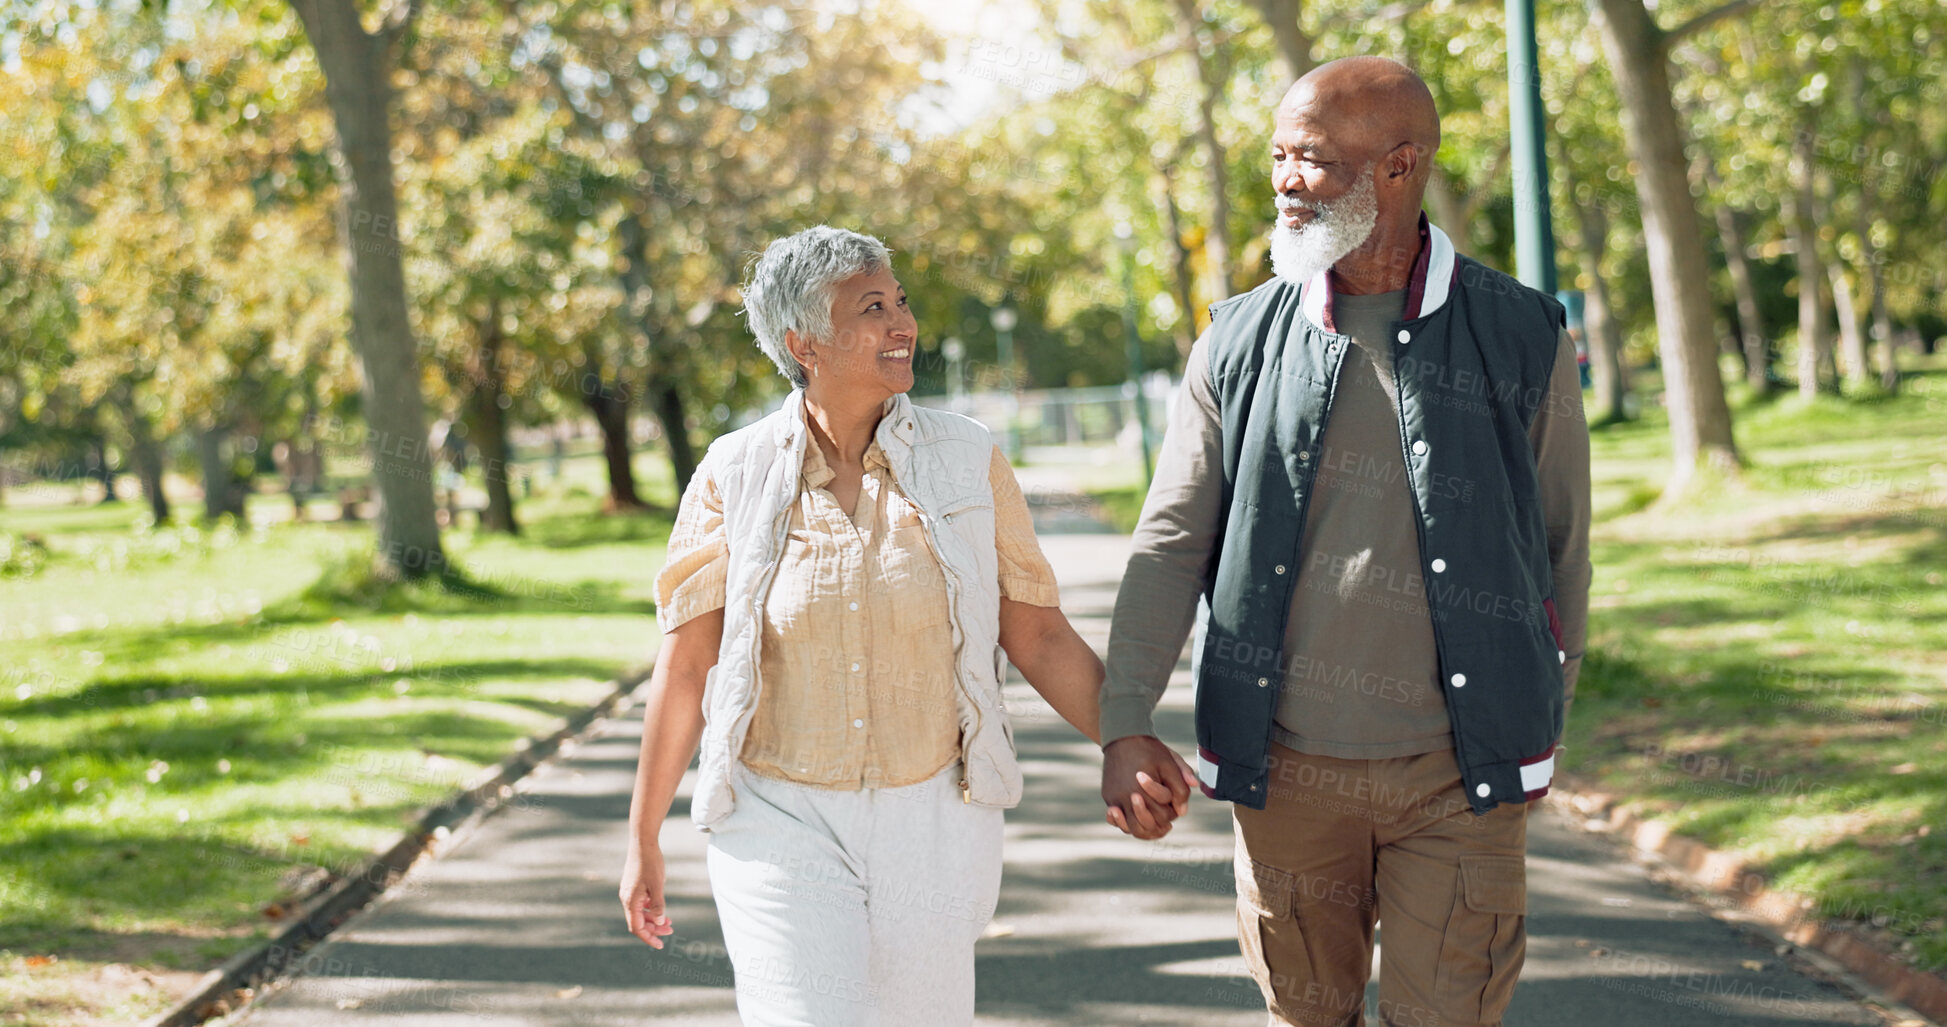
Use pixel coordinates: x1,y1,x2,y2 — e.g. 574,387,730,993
741,226,894,389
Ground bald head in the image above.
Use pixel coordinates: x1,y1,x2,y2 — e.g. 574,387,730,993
1280,57,1440,178
1267,57,1442,290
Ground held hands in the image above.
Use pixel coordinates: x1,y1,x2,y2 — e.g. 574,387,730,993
620,844,675,949
1101,735,1200,840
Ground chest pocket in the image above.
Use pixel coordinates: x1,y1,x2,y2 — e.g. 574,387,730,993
881,493,951,633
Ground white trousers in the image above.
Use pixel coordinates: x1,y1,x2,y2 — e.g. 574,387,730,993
705,760,1005,1026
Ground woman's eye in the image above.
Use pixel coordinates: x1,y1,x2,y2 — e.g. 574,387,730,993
866,302,882,312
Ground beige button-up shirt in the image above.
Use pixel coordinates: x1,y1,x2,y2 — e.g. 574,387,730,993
656,420,1060,790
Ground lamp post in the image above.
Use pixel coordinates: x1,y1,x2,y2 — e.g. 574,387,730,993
1507,0,1558,293
1115,222,1154,483
990,306,1022,463
942,336,966,410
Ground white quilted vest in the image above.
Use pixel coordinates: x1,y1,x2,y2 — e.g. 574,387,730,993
676,389,1022,831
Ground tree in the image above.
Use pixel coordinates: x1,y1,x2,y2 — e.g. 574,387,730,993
284,0,446,577
1589,0,1749,490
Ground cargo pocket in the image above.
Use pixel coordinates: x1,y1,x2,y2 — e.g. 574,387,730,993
1432,854,1528,1025
1235,857,1309,1011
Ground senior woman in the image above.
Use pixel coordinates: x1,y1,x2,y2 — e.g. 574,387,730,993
618,226,1185,1025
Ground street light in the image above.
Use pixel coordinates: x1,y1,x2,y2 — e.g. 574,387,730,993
942,336,966,409
990,306,1022,463
1507,0,1558,293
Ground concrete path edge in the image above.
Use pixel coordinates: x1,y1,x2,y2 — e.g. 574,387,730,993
136,664,656,1027
1555,773,1946,1025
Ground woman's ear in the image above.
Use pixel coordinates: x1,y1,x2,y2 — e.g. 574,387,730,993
784,329,814,377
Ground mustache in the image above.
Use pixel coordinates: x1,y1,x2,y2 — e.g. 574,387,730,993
1275,197,1320,216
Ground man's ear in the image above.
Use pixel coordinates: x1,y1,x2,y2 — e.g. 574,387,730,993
1385,142,1420,184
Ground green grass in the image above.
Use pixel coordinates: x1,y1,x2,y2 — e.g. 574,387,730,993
1569,365,1947,968
0,447,679,1023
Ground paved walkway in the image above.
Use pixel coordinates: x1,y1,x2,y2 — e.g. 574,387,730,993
236,531,1891,1026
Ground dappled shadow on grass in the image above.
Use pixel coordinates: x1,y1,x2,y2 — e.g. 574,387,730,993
1573,487,1946,965
274,545,659,619
513,506,676,549
6,655,626,721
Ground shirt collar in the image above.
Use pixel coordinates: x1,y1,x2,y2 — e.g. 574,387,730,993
794,395,898,487
1300,212,1457,333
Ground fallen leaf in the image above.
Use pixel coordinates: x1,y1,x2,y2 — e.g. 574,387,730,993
1740,959,1766,972
556,985,583,999
24,955,55,968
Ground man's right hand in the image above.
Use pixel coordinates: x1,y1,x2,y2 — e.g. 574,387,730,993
1101,735,1199,840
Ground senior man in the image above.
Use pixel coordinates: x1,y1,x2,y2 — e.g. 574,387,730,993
1097,57,1591,1027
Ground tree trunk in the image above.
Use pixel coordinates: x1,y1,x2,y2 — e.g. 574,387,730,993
652,380,698,498
287,0,445,580
1789,121,1831,401
1574,199,1630,423
196,426,246,522
1241,0,1316,87
90,435,119,504
1174,0,1234,302
1160,163,1201,355
1829,263,1870,390
122,397,170,525
1591,0,1739,490
465,299,520,535
1701,161,1770,395
1868,248,1898,393
583,382,646,512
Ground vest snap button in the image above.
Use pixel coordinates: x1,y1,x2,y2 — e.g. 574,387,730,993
1451,673,1467,687
1256,677,1269,687
1397,329,1411,344
1430,558,1447,573
1475,782,1491,797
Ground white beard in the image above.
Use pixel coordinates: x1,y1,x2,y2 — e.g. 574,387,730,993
1269,169,1380,288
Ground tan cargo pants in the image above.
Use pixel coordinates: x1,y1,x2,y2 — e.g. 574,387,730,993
1231,742,1530,1027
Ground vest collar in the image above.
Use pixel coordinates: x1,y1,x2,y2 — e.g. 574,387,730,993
1298,212,1457,333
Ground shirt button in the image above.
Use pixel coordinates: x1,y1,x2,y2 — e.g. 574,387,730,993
1475,783,1491,798
1451,673,1467,687
849,601,859,611
1257,677,1269,688
1397,329,1411,344
851,662,861,672
1430,558,1447,573
1274,564,1286,575
853,718,864,728
1298,450,1311,462
1411,439,1428,456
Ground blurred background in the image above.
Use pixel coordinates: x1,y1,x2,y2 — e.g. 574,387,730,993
1,0,1943,1023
